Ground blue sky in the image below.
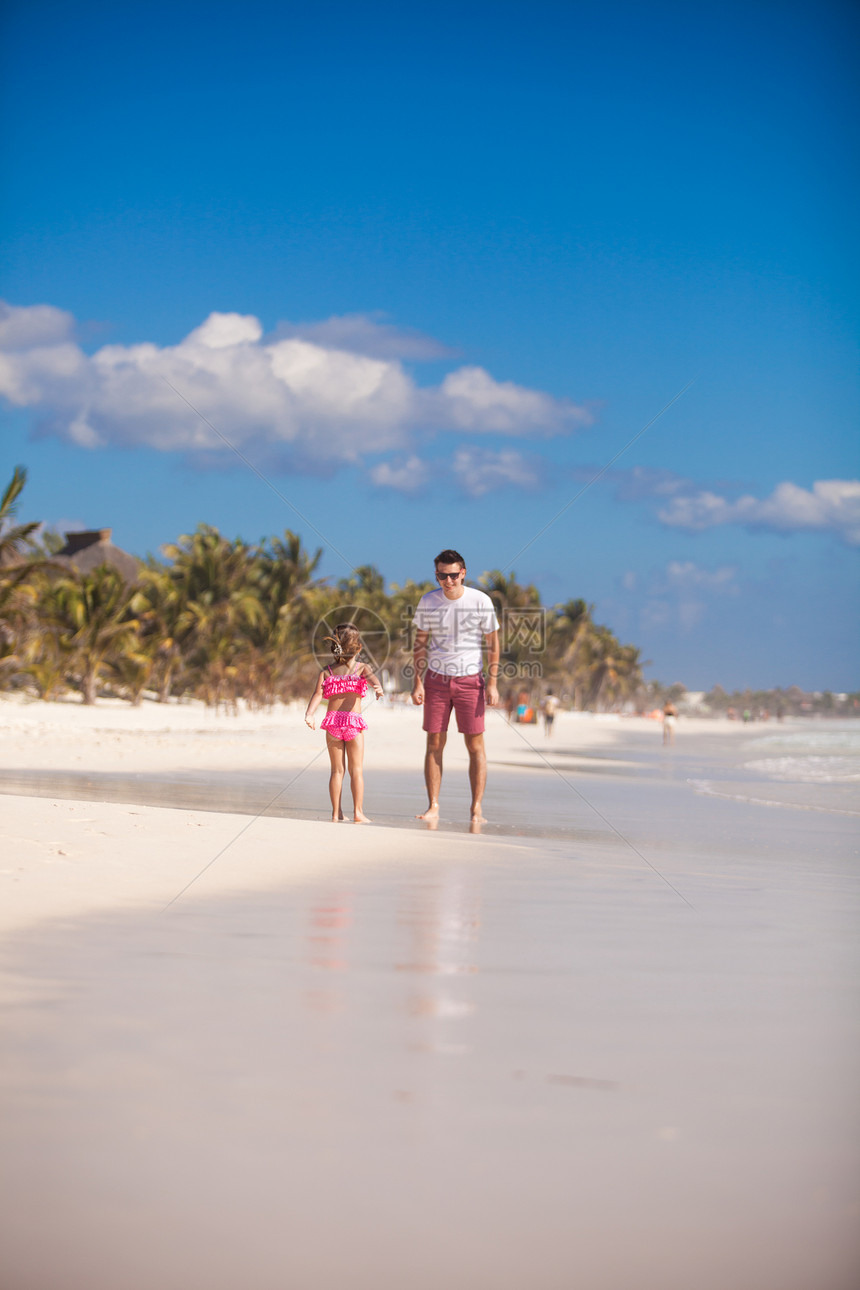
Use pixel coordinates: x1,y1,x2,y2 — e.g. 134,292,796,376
1,0,858,689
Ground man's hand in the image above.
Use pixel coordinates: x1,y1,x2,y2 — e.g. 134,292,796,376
411,682,425,706
483,630,500,710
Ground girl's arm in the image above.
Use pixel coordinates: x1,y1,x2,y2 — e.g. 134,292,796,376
305,672,325,727
363,663,384,701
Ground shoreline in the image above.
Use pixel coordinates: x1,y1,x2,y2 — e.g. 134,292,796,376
2,697,856,937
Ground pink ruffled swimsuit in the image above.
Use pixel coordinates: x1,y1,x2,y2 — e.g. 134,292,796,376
320,667,368,742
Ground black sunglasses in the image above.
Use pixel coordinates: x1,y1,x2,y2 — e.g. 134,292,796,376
437,571,463,581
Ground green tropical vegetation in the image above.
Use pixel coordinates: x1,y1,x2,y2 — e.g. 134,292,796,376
2,465,854,714
0,465,648,708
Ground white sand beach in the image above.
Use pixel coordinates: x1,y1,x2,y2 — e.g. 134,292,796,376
1,696,858,1290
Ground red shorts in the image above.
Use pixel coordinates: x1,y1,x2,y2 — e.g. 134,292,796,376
422,671,485,735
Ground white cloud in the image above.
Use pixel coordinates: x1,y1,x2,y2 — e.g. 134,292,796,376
658,480,860,546
368,447,542,496
0,301,75,351
0,302,591,476
367,455,431,492
438,366,589,434
665,561,738,592
452,447,541,497
187,313,263,348
270,312,453,361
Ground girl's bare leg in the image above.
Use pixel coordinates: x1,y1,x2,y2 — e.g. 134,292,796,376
346,734,370,822
326,735,346,820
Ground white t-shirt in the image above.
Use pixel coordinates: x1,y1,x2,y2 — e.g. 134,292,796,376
413,586,500,677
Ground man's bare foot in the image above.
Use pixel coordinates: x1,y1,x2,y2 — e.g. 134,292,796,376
416,803,440,821
354,810,372,824
470,809,487,824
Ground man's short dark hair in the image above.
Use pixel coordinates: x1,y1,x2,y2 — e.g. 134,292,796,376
434,549,466,569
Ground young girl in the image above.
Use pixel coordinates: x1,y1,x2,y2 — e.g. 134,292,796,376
305,623,383,823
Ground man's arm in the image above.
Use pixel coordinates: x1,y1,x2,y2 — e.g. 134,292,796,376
412,628,429,705
484,628,500,707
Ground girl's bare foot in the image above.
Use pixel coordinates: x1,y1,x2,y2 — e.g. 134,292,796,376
354,810,372,824
330,811,346,821
416,803,440,821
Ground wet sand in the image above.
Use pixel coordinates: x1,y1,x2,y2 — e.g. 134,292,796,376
1,699,859,1289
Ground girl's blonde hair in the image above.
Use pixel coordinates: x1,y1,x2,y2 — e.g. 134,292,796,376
324,622,362,662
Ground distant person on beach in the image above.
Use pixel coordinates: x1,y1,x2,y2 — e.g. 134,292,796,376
662,700,677,746
411,549,500,823
541,689,559,736
305,623,383,823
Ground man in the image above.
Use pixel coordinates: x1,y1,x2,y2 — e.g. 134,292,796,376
411,549,500,823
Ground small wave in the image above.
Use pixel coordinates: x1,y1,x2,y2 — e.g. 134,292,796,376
687,779,860,816
743,756,860,784
746,730,860,754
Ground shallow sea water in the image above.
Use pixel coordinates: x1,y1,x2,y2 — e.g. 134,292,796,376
3,718,858,830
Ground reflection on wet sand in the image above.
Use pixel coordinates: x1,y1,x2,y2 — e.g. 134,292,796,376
397,871,482,1047
307,894,353,972
304,892,353,1017
299,872,483,1065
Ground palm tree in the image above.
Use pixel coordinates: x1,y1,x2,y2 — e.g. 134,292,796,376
0,466,40,568
131,526,326,706
479,569,541,614
385,577,435,686
336,564,386,602
577,626,644,711
157,526,269,707
546,598,593,703
608,643,644,707
317,565,394,680
0,466,44,687
38,566,140,703
244,531,323,703
19,615,67,699
479,569,543,678
109,635,160,705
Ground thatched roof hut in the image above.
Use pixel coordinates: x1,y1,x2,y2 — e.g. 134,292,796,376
54,529,141,583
